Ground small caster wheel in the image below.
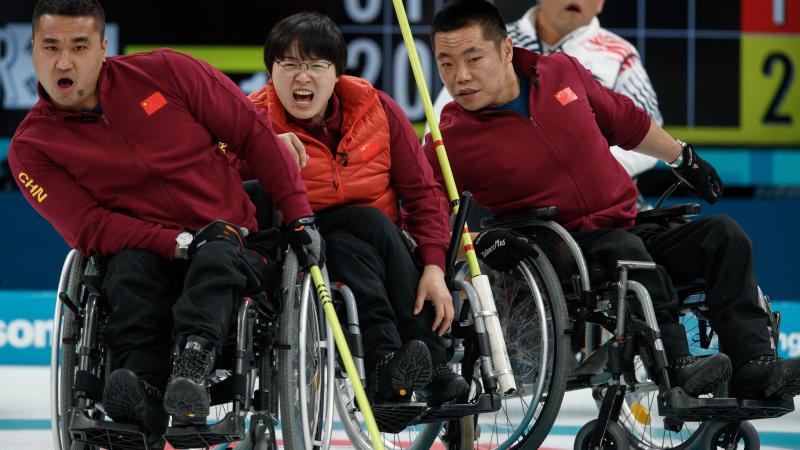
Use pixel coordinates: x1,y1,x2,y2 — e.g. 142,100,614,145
702,421,759,449
574,419,629,450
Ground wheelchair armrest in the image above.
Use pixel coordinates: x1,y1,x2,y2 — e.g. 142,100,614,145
480,206,559,230
635,203,701,225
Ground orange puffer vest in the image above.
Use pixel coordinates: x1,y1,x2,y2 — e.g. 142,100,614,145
250,76,398,222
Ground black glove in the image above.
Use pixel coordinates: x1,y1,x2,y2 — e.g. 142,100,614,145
286,216,325,268
189,220,246,257
672,143,723,204
473,228,539,272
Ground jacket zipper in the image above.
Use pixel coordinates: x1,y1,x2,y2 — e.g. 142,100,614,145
101,114,191,226
522,66,590,218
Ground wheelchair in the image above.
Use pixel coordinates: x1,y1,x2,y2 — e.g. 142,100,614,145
447,193,794,450
50,182,512,450
50,182,336,450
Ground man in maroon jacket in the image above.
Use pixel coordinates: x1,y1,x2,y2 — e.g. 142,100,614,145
10,0,322,444
425,0,800,401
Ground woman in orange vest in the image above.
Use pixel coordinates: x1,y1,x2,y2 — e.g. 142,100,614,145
249,12,469,405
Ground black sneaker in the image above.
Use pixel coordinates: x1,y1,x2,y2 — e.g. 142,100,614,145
730,354,800,399
163,335,217,424
103,369,167,449
418,364,471,406
368,340,432,402
670,354,731,397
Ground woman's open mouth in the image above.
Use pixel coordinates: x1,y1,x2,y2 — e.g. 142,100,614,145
293,89,314,106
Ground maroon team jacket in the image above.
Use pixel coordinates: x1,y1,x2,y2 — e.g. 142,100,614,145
425,48,651,232
9,49,312,261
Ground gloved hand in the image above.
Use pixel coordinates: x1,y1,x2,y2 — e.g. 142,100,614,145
473,228,539,272
672,143,724,204
286,216,325,268
189,220,247,257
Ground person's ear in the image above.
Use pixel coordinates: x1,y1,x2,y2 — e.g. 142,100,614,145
101,36,108,60
502,36,514,63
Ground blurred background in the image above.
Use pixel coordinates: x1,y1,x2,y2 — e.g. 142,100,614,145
1,0,799,366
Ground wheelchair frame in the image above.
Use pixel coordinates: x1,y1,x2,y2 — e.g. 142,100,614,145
477,202,794,450
50,247,340,450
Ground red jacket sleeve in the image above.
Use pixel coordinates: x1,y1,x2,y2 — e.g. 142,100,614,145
161,51,312,223
378,91,450,270
9,141,180,260
566,55,651,150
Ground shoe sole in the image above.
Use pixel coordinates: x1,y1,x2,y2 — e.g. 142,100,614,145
104,369,152,424
163,377,210,423
387,341,433,400
678,355,732,397
103,369,167,446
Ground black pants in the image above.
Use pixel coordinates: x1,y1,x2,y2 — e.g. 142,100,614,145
317,206,447,369
574,216,771,367
102,241,268,392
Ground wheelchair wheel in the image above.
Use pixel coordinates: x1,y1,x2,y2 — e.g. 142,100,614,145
464,248,570,449
701,421,759,450
51,250,85,450
574,419,630,450
594,304,717,449
278,251,335,450
333,376,442,449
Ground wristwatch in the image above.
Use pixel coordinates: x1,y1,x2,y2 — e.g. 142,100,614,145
668,139,693,169
176,232,193,260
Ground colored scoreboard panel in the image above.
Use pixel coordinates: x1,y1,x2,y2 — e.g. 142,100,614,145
665,0,800,145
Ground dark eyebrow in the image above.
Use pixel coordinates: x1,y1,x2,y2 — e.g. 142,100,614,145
41,37,60,44
72,36,90,44
436,46,483,60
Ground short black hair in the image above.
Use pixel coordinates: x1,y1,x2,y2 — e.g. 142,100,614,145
264,12,347,77
431,0,507,49
32,0,105,37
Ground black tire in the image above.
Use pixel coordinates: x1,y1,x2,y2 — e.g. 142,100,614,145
277,251,328,450
467,247,570,449
58,308,79,450
702,421,760,450
54,251,85,450
574,420,630,450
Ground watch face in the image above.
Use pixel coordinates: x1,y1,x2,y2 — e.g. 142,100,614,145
177,232,193,247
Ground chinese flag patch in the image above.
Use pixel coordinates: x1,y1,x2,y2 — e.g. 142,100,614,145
554,87,578,106
140,91,167,116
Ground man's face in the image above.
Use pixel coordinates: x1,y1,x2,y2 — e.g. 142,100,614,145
271,42,338,123
32,14,107,111
539,0,606,35
434,24,515,111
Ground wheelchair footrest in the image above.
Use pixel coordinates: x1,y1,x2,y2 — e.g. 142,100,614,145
164,411,245,449
659,387,795,422
372,393,501,433
70,409,152,450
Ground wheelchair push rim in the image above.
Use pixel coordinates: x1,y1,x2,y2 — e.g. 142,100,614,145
278,250,335,450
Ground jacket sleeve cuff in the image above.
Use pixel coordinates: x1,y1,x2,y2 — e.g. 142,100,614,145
153,228,181,262
277,192,314,224
417,244,447,272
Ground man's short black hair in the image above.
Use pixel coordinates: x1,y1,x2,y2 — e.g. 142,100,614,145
264,12,347,77
33,0,105,37
431,0,507,49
